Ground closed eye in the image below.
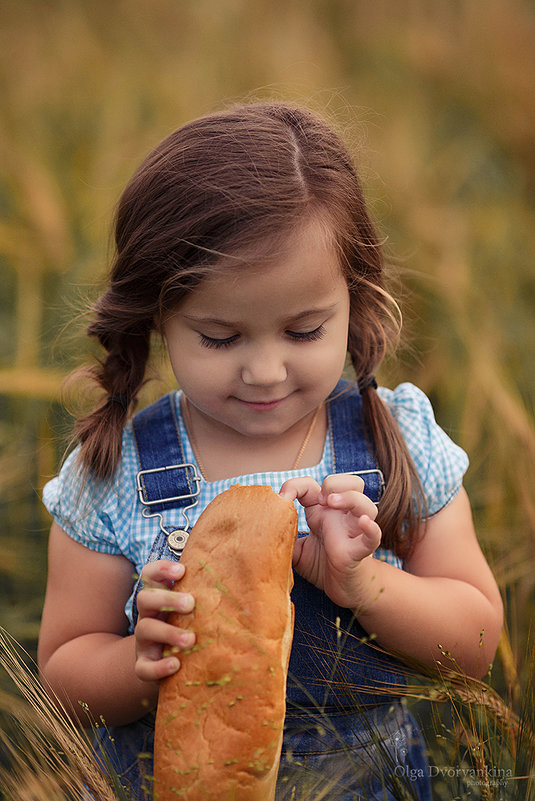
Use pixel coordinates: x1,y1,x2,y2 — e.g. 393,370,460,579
286,325,326,343
199,333,239,349
199,324,326,349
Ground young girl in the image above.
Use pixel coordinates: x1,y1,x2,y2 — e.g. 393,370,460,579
39,101,503,801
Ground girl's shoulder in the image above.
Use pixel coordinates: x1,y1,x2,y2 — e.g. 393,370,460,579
378,382,469,515
378,381,440,428
42,421,141,556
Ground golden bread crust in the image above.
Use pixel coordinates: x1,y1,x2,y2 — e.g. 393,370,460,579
153,485,297,801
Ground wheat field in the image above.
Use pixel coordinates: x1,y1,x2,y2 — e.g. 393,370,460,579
1,1,534,798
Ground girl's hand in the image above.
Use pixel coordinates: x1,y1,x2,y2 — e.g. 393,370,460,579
134,560,196,682
280,474,382,609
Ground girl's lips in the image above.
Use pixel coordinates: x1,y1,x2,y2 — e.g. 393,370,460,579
235,397,287,411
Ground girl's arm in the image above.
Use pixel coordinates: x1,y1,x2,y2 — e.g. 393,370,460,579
281,477,503,678
356,488,503,676
38,523,195,726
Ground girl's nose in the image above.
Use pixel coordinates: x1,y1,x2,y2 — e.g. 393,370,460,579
241,347,288,386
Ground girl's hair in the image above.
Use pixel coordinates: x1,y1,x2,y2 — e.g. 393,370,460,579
74,101,424,556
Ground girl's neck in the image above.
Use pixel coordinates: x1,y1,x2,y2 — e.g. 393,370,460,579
181,396,328,481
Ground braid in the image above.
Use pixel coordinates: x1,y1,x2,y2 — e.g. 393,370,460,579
360,385,426,558
72,291,153,481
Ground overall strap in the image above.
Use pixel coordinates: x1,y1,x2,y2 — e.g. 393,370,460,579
327,379,385,503
132,393,201,554
132,393,200,512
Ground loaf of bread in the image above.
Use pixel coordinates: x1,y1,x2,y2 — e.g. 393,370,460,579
153,484,298,801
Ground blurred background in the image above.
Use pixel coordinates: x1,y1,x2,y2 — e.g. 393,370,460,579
0,0,534,782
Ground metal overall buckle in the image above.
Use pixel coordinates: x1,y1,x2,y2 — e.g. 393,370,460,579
348,468,385,504
135,463,201,555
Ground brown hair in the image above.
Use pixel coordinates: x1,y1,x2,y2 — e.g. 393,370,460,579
74,101,424,556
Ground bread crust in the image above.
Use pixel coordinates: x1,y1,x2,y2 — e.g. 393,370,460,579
153,485,297,801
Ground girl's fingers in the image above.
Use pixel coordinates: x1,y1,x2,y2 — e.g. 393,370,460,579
135,617,195,652
356,514,383,550
279,477,322,505
136,586,195,619
134,618,196,682
324,489,378,521
135,650,183,682
319,473,365,499
136,655,181,682
140,560,185,590
135,560,195,683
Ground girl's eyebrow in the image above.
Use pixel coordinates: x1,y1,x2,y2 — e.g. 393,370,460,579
183,314,236,326
288,304,338,322
184,304,338,327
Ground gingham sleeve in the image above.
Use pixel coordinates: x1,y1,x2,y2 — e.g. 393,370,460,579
378,383,469,515
42,445,124,556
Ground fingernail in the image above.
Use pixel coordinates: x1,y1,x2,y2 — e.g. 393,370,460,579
179,593,195,612
179,631,195,648
330,493,342,503
168,564,181,577
167,658,180,674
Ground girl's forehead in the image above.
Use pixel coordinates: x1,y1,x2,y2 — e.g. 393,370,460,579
180,230,348,323
199,217,343,291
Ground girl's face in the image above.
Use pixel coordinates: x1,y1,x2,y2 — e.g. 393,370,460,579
163,218,350,444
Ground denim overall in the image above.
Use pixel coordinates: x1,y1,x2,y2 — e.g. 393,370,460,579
96,380,431,801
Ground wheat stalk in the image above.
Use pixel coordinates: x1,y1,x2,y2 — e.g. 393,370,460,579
0,627,130,801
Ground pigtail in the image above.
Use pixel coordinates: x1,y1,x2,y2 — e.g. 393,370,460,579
359,382,426,558
346,268,427,556
72,290,152,481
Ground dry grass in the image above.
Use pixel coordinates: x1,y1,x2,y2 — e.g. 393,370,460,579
0,629,134,801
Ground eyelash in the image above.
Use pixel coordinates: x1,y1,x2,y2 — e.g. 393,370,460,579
199,334,239,350
198,325,326,350
287,325,326,343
